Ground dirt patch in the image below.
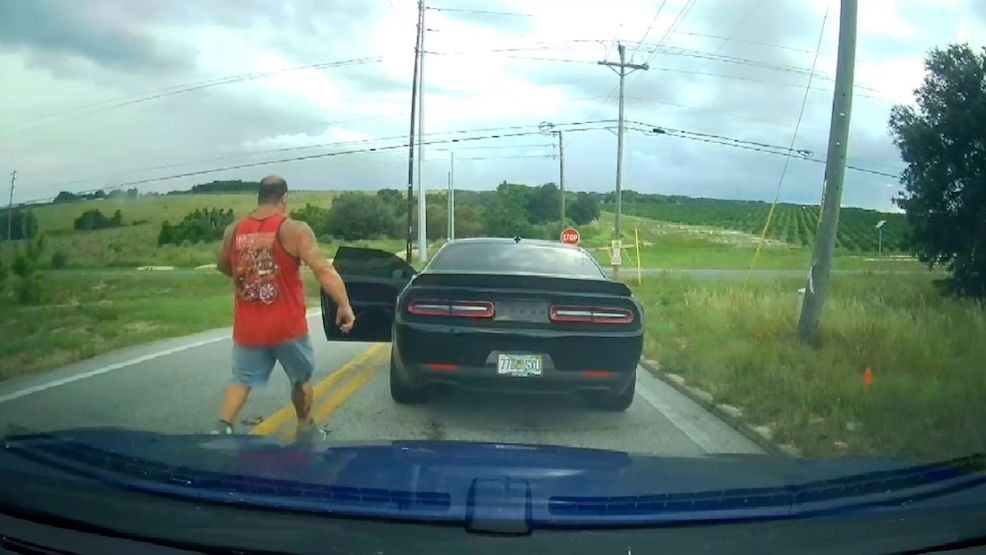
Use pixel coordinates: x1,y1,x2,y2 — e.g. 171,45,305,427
123,321,161,334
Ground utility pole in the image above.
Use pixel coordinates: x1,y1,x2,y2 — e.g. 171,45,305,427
797,0,858,344
599,43,647,276
557,131,565,224
449,150,455,240
416,0,428,263
6,170,15,242
404,0,424,263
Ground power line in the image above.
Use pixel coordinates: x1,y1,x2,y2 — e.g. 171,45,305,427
425,6,532,17
625,122,901,178
666,30,824,56
644,0,698,66
23,121,618,203
630,0,670,63
0,57,383,143
431,143,553,151
428,153,555,161
18,119,901,206
751,1,830,270
630,66,895,102
503,54,599,65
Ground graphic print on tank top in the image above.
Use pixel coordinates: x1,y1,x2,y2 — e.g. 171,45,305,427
234,230,280,304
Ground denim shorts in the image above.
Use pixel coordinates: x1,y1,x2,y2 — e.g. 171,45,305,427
232,335,315,387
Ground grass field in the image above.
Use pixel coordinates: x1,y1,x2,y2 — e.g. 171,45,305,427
0,269,327,380
16,192,337,268
609,197,909,252
629,273,986,460
582,213,927,272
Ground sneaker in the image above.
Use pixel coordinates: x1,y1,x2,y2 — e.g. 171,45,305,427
295,418,323,443
209,420,234,435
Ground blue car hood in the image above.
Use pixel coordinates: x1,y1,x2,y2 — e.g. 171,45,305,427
2,428,984,533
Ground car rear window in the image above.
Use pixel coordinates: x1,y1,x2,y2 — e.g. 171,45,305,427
427,242,606,278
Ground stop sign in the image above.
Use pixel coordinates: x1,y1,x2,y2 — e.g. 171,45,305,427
560,227,581,245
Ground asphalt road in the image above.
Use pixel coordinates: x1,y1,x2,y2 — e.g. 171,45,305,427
0,314,760,456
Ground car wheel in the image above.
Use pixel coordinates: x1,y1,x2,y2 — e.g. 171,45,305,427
390,349,425,404
595,373,635,412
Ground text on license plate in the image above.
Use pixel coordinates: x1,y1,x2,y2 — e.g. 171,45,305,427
497,354,543,376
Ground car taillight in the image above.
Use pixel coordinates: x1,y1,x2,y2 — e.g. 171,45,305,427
549,305,635,325
408,300,495,318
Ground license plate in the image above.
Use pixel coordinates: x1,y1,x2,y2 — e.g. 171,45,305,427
497,354,543,377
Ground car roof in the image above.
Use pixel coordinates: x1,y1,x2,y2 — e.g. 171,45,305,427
425,237,606,280
443,237,580,249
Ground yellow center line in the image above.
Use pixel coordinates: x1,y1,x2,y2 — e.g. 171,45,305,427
311,366,379,427
249,343,387,437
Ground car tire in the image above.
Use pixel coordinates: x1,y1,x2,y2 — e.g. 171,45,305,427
595,373,635,412
390,349,425,404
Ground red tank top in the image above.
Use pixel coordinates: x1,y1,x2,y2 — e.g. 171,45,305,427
230,213,308,347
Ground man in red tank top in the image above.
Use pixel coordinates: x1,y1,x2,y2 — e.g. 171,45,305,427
211,176,355,438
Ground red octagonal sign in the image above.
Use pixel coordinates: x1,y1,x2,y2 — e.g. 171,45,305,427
560,227,581,245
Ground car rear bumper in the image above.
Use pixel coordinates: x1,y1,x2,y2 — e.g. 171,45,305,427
394,321,642,370
393,332,636,395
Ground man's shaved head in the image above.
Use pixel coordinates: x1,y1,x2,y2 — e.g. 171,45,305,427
258,175,288,205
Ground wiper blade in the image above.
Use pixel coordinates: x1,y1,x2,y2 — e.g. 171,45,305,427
5,433,452,521
549,453,986,521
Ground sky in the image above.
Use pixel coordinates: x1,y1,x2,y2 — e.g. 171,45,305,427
1,0,984,211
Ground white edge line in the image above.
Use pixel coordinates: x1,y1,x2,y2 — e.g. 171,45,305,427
0,310,324,405
635,370,720,454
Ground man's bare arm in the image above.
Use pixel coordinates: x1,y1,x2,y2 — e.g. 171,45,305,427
292,222,351,307
217,223,236,277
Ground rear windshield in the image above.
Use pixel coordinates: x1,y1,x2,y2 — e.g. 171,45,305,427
427,242,605,278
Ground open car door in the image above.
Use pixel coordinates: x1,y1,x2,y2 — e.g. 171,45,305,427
321,247,415,342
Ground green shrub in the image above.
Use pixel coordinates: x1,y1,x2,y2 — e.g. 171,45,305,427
74,209,124,231
13,235,46,305
50,249,68,269
158,208,234,246
290,203,332,238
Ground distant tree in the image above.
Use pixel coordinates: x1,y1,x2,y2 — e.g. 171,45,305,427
126,188,139,199
889,44,986,297
568,193,600,226
454,205,485,237
496,182,534,209
327,193,399,240
291,203,332,239
73,209,123,231
1,209,38,240
53,191,79,203
188,180,260,194
376,189,406,217
483,194,533,238
13,235,46,305
426,202,448,241
528,183,562,223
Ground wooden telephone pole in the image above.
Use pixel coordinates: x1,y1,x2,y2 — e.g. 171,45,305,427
404,0,424,263
798,0,858,344
599,43,648,276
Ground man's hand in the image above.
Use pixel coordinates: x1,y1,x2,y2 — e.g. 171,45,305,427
336,304,356,333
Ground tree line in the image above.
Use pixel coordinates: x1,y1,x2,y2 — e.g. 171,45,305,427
287,183,601,242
